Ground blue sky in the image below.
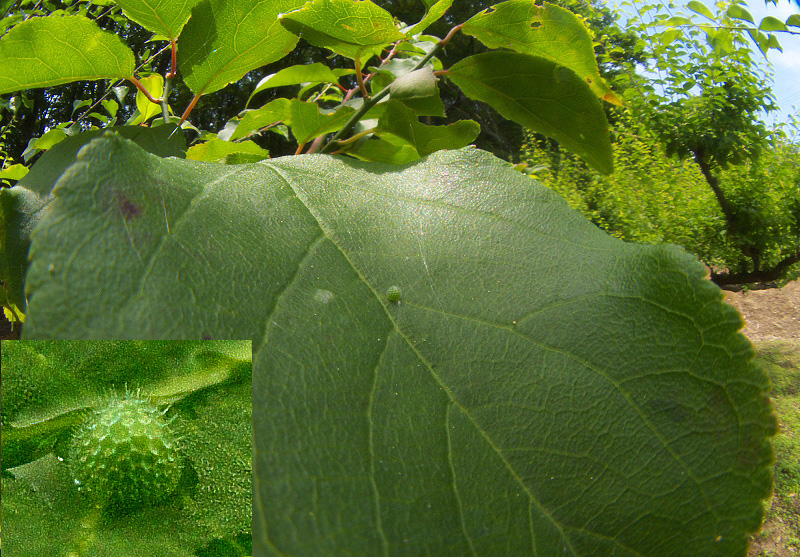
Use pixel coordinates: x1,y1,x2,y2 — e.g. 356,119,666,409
610,0,800,128
745,1,800,127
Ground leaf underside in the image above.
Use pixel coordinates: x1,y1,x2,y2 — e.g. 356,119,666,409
178,0,307,96
0,15,135,94
21,134,774,555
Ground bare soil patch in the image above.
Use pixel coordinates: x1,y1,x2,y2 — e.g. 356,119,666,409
725,279,800,343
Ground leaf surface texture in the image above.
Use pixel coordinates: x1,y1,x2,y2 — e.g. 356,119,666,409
21,135,774,555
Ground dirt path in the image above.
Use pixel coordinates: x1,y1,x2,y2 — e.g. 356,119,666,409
724,279,800,342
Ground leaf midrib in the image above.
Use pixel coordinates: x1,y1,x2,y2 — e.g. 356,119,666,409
261,160,575,553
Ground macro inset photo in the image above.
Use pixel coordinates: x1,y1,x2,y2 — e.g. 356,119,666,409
1,340,252,556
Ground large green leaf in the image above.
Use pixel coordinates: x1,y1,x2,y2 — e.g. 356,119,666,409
178,0,306,96
447,51,613,174
17,134,774,554
278,0,406,59
0,125,185,316
2,340,252,556
461,1,621,106
0,15,135,94
113,0,202,39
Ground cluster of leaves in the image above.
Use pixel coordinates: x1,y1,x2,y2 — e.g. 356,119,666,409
522,0,800,288
628,0,780,169
0,0,164,173
0,0,621,323
0,0,781,555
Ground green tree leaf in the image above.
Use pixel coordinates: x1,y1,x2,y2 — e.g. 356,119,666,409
371,99,479,156
405,0,454,36
663,15,692,26
0,15,136,94
461,1,621,106
113,0,203,40
389,68,439,99
178,0,307,96
0,164,29,183
246,63,351,108
0,186,46,315
187,138,269,163
447,51,613,174
758,16,788,32
278,0,406,59
687,0,714,20
347,135,421,164
23,129,69,161
19,134,774,554
0,125,185,317
726,4,755,24
231,98,355,144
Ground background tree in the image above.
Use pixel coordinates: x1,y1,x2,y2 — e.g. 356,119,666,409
523,0,800,288
628,0,799,286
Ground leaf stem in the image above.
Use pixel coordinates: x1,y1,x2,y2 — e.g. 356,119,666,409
319,23,464,154
355,55,370,99
334,127,377,147
180,93,202,125
161,40,177,124
128,76,162,104
168,39,177,78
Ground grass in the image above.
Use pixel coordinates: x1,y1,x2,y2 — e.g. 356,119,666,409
749,340,800,557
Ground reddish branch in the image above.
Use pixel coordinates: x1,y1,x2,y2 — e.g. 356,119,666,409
180,93,202,125
128,76,162,104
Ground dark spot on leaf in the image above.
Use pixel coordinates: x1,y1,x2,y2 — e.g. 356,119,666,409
117,194,141,220
645,397,692,425
530,22,541,28
586,77,593,84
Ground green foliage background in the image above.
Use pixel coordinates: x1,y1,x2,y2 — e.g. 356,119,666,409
521,113,800,286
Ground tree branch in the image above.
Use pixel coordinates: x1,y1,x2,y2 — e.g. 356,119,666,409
711,249,800,288
692,150,738,233
128,76,162,105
